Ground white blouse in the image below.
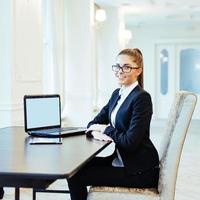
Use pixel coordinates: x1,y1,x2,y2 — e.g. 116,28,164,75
111,81,138,167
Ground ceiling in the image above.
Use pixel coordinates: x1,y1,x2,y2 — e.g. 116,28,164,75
95,0,200,26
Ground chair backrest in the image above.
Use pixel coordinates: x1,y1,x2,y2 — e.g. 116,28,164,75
157,91,197,200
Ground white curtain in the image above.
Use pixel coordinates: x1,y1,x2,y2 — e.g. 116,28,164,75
43,0,64,96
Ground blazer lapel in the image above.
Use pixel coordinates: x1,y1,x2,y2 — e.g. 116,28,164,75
108,85,142,122
109,92,120,118
114,85,141,114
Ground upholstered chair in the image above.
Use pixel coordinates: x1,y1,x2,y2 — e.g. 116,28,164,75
87,91,197,200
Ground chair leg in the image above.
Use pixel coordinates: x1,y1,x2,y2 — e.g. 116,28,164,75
15,188,20,200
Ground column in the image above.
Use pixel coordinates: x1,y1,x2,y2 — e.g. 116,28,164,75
63,0,95,126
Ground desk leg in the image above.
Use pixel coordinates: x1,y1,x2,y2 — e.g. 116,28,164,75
33,189,36,200
15,188,20,200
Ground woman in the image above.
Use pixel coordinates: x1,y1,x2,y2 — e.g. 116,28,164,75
68,48,159,200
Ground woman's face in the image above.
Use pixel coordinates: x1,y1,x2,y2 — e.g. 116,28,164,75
115,54,142,86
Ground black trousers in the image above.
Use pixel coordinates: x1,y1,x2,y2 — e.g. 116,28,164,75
67,155,159,200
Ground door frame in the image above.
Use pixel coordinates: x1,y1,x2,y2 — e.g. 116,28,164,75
153,39,200,119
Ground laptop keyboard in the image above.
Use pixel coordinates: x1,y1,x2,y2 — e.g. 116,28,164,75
31,127,78,134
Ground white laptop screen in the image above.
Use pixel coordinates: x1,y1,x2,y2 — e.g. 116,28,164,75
25,96,60,130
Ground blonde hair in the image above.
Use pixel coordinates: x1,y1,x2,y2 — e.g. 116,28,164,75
118,48,144,88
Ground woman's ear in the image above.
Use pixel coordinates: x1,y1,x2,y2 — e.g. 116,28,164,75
137,67,142,75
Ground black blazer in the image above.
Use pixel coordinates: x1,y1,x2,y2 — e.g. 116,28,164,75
87,85,159,175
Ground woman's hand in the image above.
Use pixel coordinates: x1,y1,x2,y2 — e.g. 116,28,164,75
86,124,112,141
91,131,113,141
86,124,109,134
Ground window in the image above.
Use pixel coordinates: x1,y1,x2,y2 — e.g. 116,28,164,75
180,48,200,94
160,49,169,95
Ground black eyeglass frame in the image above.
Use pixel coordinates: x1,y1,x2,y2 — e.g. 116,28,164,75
112,64,140,73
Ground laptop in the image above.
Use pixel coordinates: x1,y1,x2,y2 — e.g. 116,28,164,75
24,94,86,138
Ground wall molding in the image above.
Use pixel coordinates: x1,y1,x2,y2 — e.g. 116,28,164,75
0,103,23,111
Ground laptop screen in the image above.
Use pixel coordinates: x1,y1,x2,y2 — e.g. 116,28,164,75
24,95,61,131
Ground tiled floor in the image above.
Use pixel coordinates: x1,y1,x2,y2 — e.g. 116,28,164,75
2,120,200,200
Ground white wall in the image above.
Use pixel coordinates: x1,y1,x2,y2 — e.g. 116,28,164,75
127,23,200,119
0,0,12,127
95,6,121,108
0,0,43,127
13,0,43,125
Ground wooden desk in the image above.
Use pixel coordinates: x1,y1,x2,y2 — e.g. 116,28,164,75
0,126,111,199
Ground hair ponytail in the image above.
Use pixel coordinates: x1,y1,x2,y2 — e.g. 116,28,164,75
137,70,143,89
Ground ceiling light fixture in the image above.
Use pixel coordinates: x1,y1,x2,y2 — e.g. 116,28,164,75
123,29,132,40
95,9,107,22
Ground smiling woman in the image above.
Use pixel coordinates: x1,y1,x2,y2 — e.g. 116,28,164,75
67,48,159,200
115,48,144,87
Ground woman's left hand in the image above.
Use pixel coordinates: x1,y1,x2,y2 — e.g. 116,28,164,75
91,131,113,142
86,124,109,134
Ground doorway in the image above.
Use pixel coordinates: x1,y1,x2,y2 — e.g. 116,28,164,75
155,42,200,119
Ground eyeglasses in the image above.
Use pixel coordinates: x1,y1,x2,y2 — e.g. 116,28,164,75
112,64,140,73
